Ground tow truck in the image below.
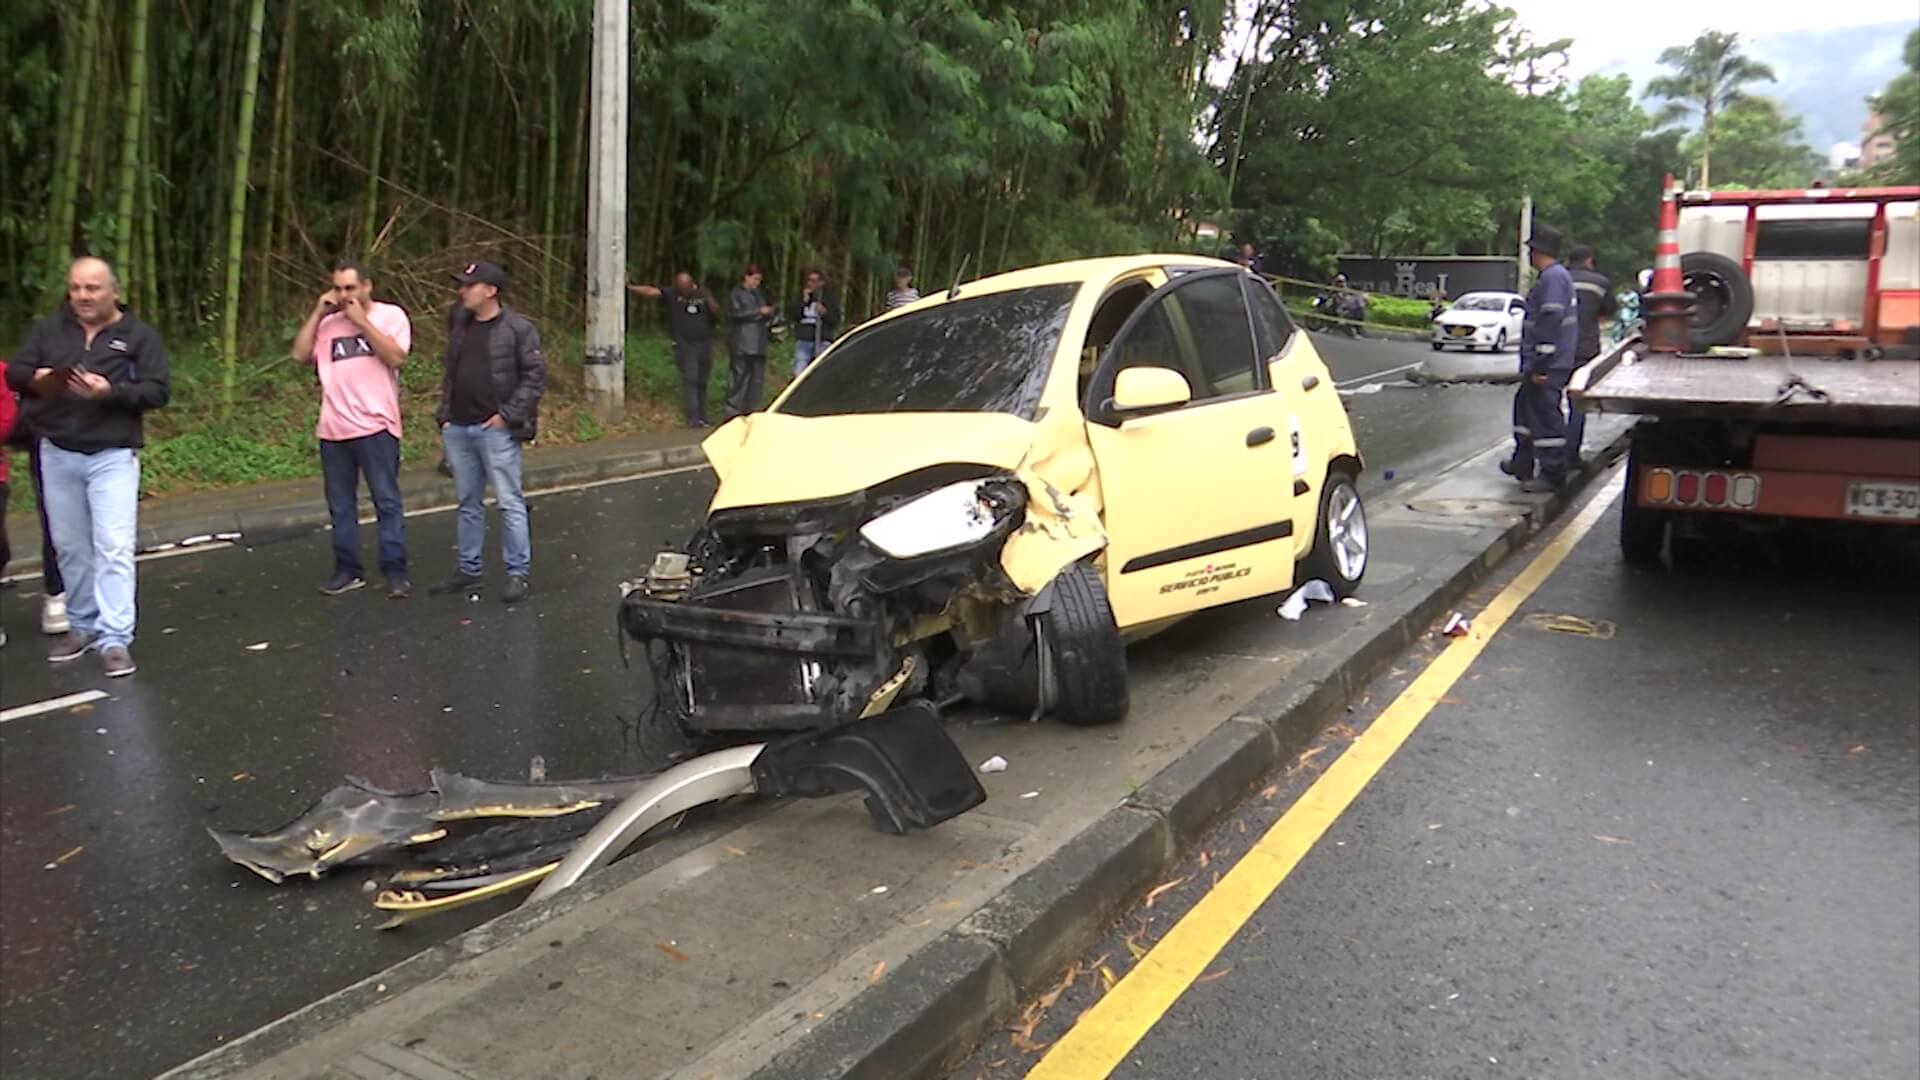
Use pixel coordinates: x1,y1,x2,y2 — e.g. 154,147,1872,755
1572,180,1920,562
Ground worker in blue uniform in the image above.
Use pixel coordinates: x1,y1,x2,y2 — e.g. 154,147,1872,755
1501,225,1580,492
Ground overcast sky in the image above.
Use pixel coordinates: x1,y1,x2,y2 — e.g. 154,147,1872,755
1498,0,1917,74
1211,0,1917,78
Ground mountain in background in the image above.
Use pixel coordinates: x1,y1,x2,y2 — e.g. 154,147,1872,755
1596,21,1912,156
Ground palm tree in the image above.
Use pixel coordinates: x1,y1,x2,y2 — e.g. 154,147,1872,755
1646,31,1776,187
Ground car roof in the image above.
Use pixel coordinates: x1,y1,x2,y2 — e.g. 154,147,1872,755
1458,290,1521,301
915,254,1240,301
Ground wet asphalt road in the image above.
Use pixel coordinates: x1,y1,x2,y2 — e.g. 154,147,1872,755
0,332,1504,1079
957,483,1920,1080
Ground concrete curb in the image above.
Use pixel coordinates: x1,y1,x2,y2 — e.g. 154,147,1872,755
755,434,1631,1080
6,442,710,579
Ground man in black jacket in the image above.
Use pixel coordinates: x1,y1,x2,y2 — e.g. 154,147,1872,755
627,271,721,427
1566,245,1615,467
4,257,170,676
787,268,841,375
432,261,545,604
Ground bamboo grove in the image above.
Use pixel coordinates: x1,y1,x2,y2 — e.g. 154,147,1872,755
1,0,1228,401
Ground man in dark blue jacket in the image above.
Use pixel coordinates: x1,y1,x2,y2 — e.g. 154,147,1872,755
1502,226,1578,492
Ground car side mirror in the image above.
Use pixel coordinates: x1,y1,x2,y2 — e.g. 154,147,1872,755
1110,367,1192,418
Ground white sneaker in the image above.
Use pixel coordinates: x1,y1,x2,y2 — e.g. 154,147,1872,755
42,593,70,635
0,627,8,647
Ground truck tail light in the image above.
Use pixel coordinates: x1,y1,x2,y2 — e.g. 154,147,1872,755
1704,473,1729,506
1677,472,1701,505
1647,469,1674,503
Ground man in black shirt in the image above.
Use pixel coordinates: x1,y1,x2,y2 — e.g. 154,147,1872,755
4,257,170,677
627,271,720,428
432,261,545,603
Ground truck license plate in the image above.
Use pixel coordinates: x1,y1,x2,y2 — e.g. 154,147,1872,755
1844,481,1920,520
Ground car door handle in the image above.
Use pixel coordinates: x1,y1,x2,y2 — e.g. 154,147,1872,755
1301,375,1320,391
1246,426,1276,447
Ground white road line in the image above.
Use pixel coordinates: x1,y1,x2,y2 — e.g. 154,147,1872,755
0,690,110,724
1334,362,1422,388
0,461,717,584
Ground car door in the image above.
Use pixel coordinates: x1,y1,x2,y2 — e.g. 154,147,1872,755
1083,268,1299,628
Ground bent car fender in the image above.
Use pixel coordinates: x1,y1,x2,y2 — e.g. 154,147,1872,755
1001,417,1107,594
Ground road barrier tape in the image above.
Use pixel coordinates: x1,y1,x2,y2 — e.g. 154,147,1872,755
1262,272,1439,337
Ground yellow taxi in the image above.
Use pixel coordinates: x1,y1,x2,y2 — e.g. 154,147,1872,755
622,255,1368,733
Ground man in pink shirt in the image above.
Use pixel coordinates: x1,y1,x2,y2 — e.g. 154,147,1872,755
290,261,414,598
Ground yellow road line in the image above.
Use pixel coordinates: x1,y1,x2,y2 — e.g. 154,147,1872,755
1028,472,1625,1079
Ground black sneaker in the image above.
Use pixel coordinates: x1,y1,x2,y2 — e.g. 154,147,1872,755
1520,475,1565,494
1497,457,1532,481
386,576,413,600
320,571,367,596
429,573,484,597
502,576,530,604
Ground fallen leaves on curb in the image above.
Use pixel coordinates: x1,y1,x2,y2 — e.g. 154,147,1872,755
1143,876,1188,909
1285,745,1328,777
655,941,690,962
1195,964,1235,984
869,960,886,985
1260,784,1279,800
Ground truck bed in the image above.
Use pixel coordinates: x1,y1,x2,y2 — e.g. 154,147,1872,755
1572,344,1920,427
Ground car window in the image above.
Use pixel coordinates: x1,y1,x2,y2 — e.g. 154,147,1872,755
1245,277,1297,361
1509,300,1526,313
1458,296,1506,312
778,284,1076,418
1104,272,1260,405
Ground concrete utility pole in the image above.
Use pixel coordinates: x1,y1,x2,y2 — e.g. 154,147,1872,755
583,0,629,418
1517,194,1533,289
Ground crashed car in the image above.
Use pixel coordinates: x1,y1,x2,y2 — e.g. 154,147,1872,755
624,255,1369,736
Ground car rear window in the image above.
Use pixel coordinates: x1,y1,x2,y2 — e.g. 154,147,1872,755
778,284,1077,418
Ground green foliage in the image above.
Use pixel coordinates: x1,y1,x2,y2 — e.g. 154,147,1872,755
1683,98,1822,190
1866,29,1920,184
1644,30,1778,186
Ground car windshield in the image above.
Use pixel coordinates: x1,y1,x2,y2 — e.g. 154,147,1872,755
778,284,1077,418
1455,296,1508,312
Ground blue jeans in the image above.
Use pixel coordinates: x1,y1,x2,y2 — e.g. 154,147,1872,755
39,440,140,648
320,431,407,579
793,336,825,376
442,423,529,578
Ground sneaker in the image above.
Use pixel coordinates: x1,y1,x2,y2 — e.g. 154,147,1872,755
42,593,69,635
502,576,530,604
1520,475,1565,494
429,573,485,597
47,630,97,663
1497,457,1532,481
386,575,413,600
320,571,367,596
100,644,137,678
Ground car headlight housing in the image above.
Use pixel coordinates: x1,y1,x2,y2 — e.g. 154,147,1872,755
859,480,1023,560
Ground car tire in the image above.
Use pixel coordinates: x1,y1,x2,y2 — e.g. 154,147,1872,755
1044,562,1130,727
1496,330,1508,351
1300,470,1368,598
1431,342,1444,351
1620,444,1666,566
1681,251,1754,349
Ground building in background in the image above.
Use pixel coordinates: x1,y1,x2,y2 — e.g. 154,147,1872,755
1861,108,1898,170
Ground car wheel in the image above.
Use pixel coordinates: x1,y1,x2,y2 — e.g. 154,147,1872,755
1300,470,1368,598
1431,341,1444,351
1681,251,1755,349
1044,561,1129,727
1496,330,1508,351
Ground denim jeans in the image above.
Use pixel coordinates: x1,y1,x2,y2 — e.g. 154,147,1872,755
39,440,140,648
28,440,65,595
793,336,825,376
320,431,407,579
442,423,529,578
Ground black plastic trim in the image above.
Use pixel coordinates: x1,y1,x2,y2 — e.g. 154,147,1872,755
1119,520,1294,574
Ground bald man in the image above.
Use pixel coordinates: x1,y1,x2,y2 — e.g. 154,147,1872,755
5,257,171,677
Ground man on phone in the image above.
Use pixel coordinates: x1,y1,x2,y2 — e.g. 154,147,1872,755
627,271,721,428
787,268,840,375
4,256,170,677
290,260,414,598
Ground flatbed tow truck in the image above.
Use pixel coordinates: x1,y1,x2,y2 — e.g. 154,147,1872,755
1573,180,1920,562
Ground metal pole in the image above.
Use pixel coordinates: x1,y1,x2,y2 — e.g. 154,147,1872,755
583,0,628,418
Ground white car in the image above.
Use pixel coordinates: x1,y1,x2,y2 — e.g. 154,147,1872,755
1431,291,1526,352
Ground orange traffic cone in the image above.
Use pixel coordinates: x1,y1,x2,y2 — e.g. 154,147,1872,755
1642,173,1695,352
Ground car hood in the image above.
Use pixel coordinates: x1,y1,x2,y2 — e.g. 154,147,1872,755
700,409,1109,594
1436,311,1506,327
703,411,1043,511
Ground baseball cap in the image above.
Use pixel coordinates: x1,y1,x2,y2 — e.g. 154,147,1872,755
451,261,509,288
